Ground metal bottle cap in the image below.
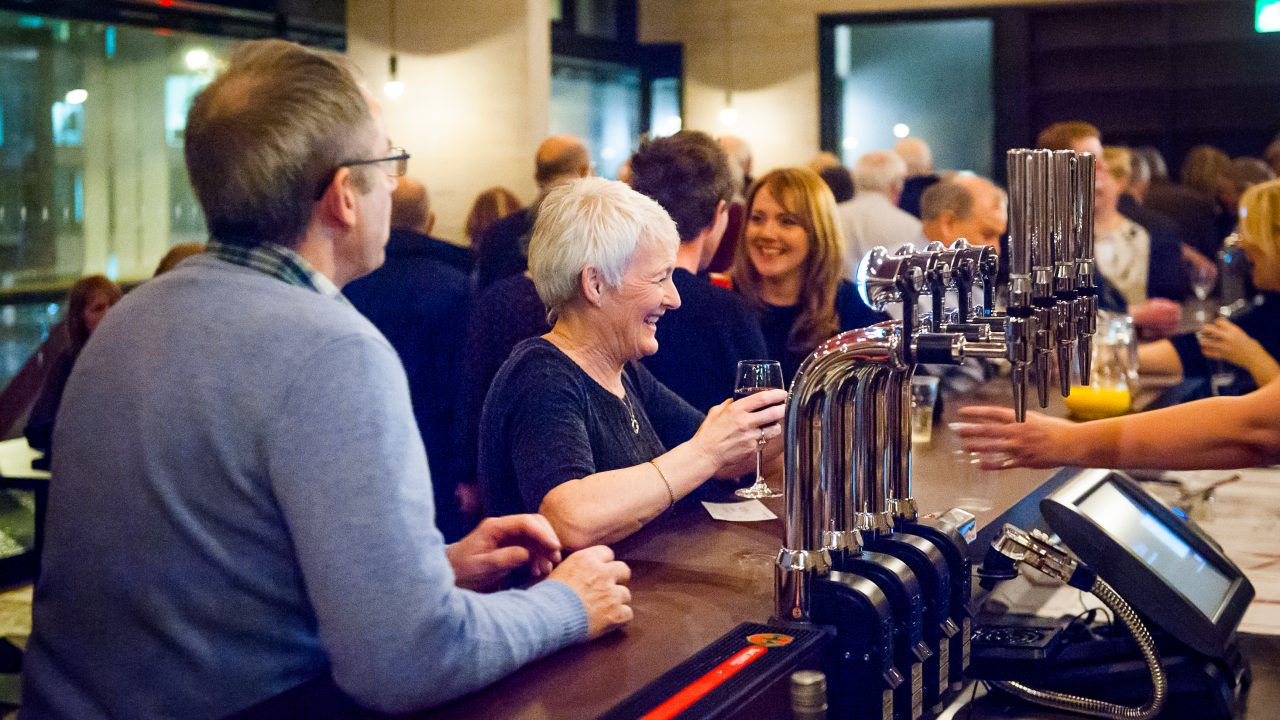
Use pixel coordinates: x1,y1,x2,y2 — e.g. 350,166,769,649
790,669,828,711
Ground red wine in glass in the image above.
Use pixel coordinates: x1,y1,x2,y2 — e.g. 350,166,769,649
734,360,784,499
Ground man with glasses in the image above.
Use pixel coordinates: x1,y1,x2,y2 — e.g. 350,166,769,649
22,39,631,719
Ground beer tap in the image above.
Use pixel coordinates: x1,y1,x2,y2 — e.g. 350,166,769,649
1074,153,1097,383
1029,150,1057,408
1051,150,1080,395
976,243,999,317
921,241,951,332
938,240,999,342
1004,149,1038,422
775,147,1097,689
948,239,978,323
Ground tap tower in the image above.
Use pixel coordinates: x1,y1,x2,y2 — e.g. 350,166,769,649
774,149,1097,712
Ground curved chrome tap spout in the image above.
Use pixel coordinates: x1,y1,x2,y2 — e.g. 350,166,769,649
776,323,907,620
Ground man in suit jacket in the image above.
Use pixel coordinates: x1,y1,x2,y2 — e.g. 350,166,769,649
387,177,473,274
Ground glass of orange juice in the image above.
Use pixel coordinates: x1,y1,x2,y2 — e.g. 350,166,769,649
1067,311,1136,420
1064,385,1131,421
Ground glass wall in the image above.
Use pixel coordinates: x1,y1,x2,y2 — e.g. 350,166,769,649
0,9,233,391
649,76,683,138
831,18,994,177
0,10,230,288
550,55,642,180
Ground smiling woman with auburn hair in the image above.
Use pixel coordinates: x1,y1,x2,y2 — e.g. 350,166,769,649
731,167,886,384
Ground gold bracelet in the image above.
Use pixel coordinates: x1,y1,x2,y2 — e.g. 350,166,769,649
648,460,676,511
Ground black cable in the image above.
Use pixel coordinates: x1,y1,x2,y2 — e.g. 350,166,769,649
964,677,983,720
1076,589,1115,626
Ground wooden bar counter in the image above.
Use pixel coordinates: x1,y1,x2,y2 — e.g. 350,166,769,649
424,377,1062,719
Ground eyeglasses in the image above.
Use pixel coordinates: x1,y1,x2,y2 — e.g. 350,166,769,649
340,146,410,177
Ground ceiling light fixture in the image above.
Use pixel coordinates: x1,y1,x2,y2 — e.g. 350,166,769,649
383,1,404,100
720,0,737,127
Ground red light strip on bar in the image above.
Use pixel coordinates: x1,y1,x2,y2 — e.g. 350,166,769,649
639,645,768,720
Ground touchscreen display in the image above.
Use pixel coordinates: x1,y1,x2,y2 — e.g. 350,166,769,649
1075,480,1231,619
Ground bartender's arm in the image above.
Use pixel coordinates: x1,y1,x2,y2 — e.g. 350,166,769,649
1137,339,1183,377
956,377,1280,471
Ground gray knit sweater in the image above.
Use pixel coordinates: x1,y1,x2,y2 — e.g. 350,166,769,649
21,255,586,718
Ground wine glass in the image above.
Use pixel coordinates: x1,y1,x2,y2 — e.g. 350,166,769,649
734,360,784,499
1190,265,1215,322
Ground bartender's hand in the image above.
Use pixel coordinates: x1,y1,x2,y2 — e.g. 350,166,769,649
548,545,633,640
953,406,1077,470
695,389,787,479
447,514,563,592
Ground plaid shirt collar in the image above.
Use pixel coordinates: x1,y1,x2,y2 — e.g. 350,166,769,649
206,239,348,305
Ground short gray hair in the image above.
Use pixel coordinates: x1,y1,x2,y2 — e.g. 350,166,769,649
185,39,375,247
894,138,933,176
1130,150,1151,186
853,150,908,194
528,177,679,323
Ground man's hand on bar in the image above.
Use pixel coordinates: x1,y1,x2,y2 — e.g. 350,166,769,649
447,514,564,592
953,406,1077,470
547,545,634,639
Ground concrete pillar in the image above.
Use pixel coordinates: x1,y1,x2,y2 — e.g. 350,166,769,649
81,32,171,280
347,0,551,245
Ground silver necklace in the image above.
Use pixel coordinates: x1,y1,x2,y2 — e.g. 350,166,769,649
622,394,640,434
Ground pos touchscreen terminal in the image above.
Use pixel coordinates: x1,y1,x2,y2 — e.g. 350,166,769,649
970,468,1254,720
1040,468,1254,659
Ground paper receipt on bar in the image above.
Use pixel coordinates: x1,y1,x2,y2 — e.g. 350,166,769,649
701,500,778,522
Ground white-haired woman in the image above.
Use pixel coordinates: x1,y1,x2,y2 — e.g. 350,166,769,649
478,177,787,549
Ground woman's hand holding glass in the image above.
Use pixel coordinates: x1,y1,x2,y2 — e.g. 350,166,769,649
1197,317,1280,387
721,360,787,498
1198,318,1261,366
690,387,787,488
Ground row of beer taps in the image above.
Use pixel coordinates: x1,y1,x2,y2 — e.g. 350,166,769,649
776,148,1099,623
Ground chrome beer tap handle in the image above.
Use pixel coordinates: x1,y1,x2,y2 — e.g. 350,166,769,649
1005,149,1037,421
948,238,977,322
1073,153,1098,384
922,241,951,332
1029,150,1057,408
895,243,943,333
1052,150,1079,395
856,246,926,360
974,243,999,317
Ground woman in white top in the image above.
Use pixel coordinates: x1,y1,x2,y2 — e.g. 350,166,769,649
1095,146,1152,308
